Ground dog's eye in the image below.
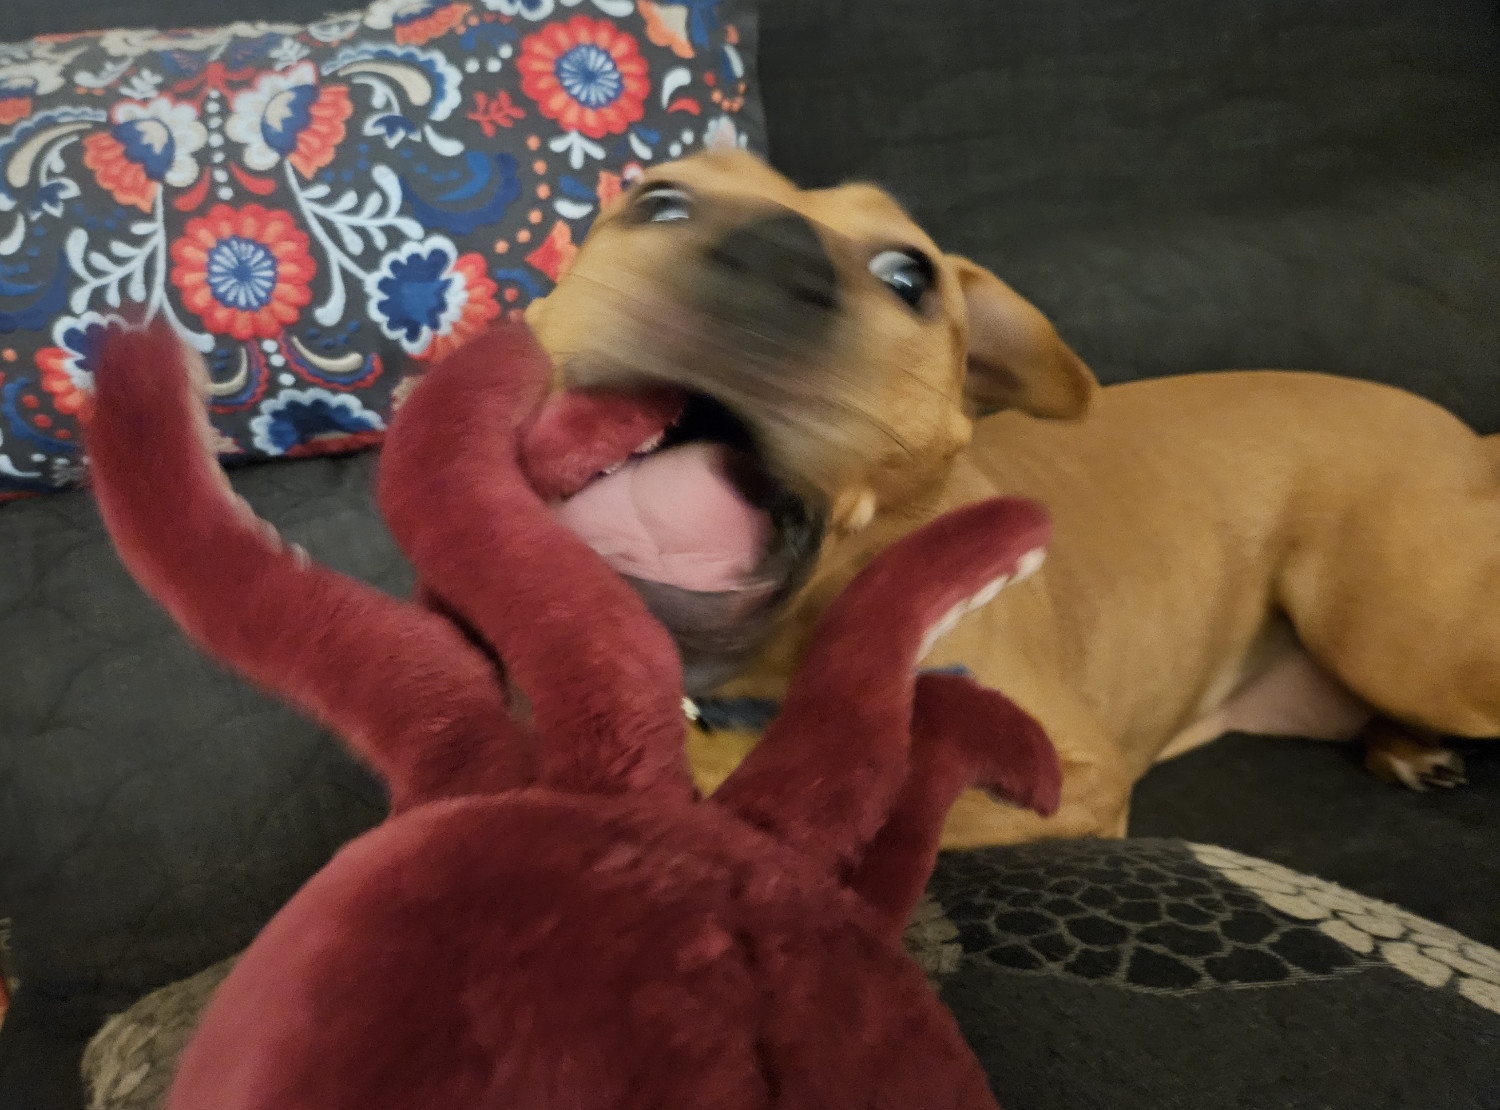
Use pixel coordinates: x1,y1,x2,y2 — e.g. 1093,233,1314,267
868,249,935,310
635,184,693,224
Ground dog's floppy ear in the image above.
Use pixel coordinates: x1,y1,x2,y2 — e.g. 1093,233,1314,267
948,255,1097,419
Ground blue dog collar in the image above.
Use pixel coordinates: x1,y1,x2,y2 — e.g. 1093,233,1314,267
685,665,973,733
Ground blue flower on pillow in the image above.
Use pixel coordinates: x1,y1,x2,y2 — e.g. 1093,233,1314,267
32,175,80,219
36,312,114,418
366,236,501,359
0,0,757,496
248,388,386,456
369,239,459,345
558,43,625,109
365,112,421,147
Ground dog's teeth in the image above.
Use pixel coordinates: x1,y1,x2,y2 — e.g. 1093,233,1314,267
633,432,664,456
594,461,623,480
918,603,967,660
966,575,1010,612
1014,548,1046,582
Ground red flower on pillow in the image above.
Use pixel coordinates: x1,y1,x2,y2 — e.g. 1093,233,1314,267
398,3,470,45
466,90,526,138
525,221,577,283
518,16,649,139
0,93,30,126
364,0,472,47
37,352,88,415
171,205,316,341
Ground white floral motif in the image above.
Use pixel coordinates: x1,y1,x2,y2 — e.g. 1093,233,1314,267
324,41,464,158
248,387,386,456
703,114,743,151
32,140,80,218
565,0,637,16
323,43,464,122
483,0,557,17
308,13,367,43
363,0,448,31
118,70,165,100
1190,843,1500,1016
73,59,134,91
481,0,635,16
97,23,303,58
110,97,209,188
65,199,212,353
225,62,322,172
549,130,606,170
40,311,116,398
292,164,423,327
270,37,312,70
0,55,77,100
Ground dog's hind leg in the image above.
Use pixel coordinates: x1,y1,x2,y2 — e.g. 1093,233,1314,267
1276,419,1500,744
1361,717,1469,791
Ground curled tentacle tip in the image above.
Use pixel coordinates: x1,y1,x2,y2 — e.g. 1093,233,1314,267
520,387,684,503
993,770,1063,819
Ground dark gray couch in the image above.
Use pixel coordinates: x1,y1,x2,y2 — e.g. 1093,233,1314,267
3,1,1498,1107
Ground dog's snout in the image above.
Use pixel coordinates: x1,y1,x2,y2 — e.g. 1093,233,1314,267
706,213,839,311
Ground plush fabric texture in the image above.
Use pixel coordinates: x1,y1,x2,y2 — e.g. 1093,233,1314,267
0,0,763,497
81,837,1500,1110
82,317,1059,1108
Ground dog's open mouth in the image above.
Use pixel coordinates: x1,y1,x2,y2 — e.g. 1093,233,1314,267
523,388,822,692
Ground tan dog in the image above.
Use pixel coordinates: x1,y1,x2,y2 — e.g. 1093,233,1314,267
528,149,1500,848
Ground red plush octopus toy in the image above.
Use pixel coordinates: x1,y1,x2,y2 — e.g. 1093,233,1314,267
84,318,1059,1110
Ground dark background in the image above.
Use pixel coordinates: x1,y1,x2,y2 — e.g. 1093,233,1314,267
3,1,1498,1107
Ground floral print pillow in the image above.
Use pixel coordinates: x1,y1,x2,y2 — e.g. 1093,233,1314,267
0,0,762,498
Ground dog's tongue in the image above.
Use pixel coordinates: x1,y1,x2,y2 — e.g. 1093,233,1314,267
553,441,773,594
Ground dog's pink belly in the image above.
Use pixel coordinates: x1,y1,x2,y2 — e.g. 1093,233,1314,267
1159,643,1374,762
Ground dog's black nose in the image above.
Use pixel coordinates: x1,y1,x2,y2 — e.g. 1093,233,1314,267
705,212,839,312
